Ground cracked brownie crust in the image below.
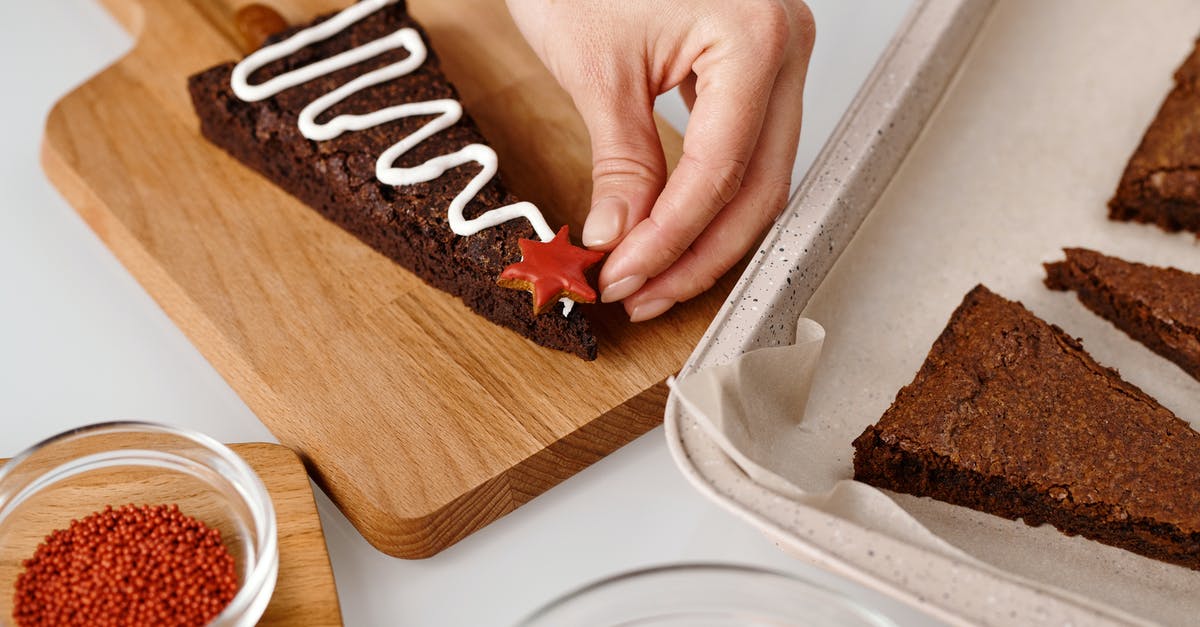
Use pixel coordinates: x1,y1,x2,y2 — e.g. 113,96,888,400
187,3,598,359
1109,37,1200,233
1046,247,1200,382
853,285,1200,570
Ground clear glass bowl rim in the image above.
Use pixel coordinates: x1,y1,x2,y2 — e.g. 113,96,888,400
0,420,279,625
517,562,899,627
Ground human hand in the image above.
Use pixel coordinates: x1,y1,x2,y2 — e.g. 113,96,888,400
507,0,815,321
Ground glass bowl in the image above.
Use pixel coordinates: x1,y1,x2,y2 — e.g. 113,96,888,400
0,421,278,626
518,563,898,627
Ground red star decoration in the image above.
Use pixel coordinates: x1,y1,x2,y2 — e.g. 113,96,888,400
497,225,605,315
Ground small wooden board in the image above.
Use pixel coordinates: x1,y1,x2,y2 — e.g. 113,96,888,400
0,442,342,626
241,443,343,626
44,0,728,557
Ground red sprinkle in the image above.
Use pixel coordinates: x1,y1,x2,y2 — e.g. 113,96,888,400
13,503,239,626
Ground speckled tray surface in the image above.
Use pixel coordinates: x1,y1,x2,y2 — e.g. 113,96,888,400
666,0,1200,625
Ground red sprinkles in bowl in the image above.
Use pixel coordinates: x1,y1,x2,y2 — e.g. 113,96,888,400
13,503,238,626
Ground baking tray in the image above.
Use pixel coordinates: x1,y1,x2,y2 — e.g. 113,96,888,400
666,0,1200,624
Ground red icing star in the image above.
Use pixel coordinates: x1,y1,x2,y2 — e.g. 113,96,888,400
497,225,605,315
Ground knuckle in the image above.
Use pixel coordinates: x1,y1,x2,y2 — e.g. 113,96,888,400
741,2,816,64
662,239,693,266
709,168,744,206
712,159,750,207
693,266,723,296
765,177,793,215
592,153,664,187
749,2,792,63
646,217,693,264
790,2,816,54
678,249,725,297
680,153,747,208
744,174,793,222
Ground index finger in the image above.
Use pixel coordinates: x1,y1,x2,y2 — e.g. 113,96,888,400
598,29,788,301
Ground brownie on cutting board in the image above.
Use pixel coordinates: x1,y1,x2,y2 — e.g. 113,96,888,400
187,3,598,359
1109,37,1200,233
853,285,1200,570
1046,247,1200,382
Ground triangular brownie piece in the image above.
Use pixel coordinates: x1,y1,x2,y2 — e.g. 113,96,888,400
853,285,1200,570
1109,37,1200,233
1046,247,1200,382
187,2,598,359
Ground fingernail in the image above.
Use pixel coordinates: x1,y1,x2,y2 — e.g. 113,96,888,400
601,274,646,303
582,197,626,248
629,298,675,322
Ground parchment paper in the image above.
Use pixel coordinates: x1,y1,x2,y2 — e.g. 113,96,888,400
674,1,1200,624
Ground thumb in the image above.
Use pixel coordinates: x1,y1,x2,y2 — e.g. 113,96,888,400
576,90,667,251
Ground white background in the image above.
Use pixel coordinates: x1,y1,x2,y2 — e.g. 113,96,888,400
0,2,922,625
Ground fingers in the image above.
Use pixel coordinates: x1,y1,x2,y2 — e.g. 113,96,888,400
575,85,668,251
623,3,815,320
508,0,670,252
597,9,793,303
624,176,790,322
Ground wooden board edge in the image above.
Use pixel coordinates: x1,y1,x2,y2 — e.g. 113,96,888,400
325,381,668,558
96,0,144,36
232,443,344,626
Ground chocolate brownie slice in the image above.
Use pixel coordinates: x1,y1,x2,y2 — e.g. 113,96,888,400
1046,247,1200,382
187,3,598,359
853,285,1200,570
1109,37,1200,233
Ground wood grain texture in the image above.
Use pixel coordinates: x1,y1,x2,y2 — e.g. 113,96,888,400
0,443,342,626
242,443,343,626
44,0,731,557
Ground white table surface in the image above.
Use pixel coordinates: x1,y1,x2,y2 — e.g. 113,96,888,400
0,2,931,625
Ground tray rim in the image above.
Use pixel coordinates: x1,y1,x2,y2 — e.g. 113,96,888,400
663,0,1147,624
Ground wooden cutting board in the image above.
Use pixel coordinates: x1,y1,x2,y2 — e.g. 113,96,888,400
0,443,342,625
44,0,730,558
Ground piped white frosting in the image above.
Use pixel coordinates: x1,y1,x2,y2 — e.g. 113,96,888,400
230,0,573,315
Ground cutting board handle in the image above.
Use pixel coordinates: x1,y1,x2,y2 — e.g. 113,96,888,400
231,3,289,52
94,1,332,55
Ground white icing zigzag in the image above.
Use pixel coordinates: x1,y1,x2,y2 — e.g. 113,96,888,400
230,0,573,315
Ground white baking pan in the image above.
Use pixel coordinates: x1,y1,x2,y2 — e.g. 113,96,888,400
666,1,1200,624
